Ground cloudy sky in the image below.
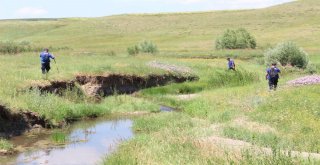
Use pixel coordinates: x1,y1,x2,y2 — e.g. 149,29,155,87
0,0,293,19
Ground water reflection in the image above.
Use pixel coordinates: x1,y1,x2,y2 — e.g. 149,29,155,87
9,119,133,165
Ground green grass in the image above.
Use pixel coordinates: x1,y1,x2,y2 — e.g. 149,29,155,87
51,131,67,144
251,85,320,152
239,149,319,165
106,113,226,165
0,139,14,151
0,0,320,164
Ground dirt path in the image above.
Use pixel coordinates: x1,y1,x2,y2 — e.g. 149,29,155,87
196,135,320,160
147,61,193,74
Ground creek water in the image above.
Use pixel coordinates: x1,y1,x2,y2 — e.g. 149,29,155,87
2,117,133,165
159,105,175,112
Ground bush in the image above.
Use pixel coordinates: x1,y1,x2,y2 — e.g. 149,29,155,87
216,28,256,49
0,41,32,54
0,40,70,55
306,63,317,74
139,40,158,54
127,40,158,55
264,42,309,68
127,45,140,56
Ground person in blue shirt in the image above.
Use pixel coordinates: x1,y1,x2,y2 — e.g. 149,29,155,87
227,58,236,71
266,63,281,90
40,48,55,74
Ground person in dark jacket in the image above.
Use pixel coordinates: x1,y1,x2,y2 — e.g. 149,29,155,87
266,63,281,91
40,48,55,74
227,58,236,71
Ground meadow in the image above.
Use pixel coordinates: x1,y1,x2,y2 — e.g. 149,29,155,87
0,0,320,164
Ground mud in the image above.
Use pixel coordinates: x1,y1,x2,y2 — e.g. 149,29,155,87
76,73,198,97
0,105,48,138
29,80,76,95
28,73,198,98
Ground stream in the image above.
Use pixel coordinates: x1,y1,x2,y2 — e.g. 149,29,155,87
2,117,133,165
1,105,175,165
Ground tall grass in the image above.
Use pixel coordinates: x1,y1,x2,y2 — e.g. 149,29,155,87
208,68,259,87
51,131,67,144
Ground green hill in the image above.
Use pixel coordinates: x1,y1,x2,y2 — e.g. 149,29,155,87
0,0,319,55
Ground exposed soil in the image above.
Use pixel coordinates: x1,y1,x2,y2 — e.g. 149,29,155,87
27,73,198,98
0,104,48,138
29,80,75,95
76,73,198,97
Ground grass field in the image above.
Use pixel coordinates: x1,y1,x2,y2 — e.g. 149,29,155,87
1,0,320,164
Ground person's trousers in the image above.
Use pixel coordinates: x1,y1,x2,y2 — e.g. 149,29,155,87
41,62,51,74
268,77,278,90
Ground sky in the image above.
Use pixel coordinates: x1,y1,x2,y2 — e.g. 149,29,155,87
0,0,293,20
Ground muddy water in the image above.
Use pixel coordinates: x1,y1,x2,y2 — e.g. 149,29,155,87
3,118,133,165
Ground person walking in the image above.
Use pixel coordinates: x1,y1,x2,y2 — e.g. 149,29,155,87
266,63,281,91
40,48,55,74
227,58,236,71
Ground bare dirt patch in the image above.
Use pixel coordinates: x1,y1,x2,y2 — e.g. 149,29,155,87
0,104,48,138
176,94,199,100
26,73,198,98
76,73,198,97
147,61,193,74
29,80,75,95
287,75,320,86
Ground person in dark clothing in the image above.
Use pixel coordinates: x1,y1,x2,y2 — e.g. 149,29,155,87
227,58,236,71
40,48,55,74
266,63,281,91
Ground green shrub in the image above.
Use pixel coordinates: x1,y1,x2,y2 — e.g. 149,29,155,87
0,41,32,54
216,28,256,49
0,40,70,55
138,40,158,54
264,42,309,68
127,41,158,55
127,45,140,56
305,63,317,74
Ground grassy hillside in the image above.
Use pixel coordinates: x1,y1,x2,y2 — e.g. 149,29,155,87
0,0,320,56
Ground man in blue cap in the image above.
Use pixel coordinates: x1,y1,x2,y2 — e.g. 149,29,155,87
40,48,55,74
